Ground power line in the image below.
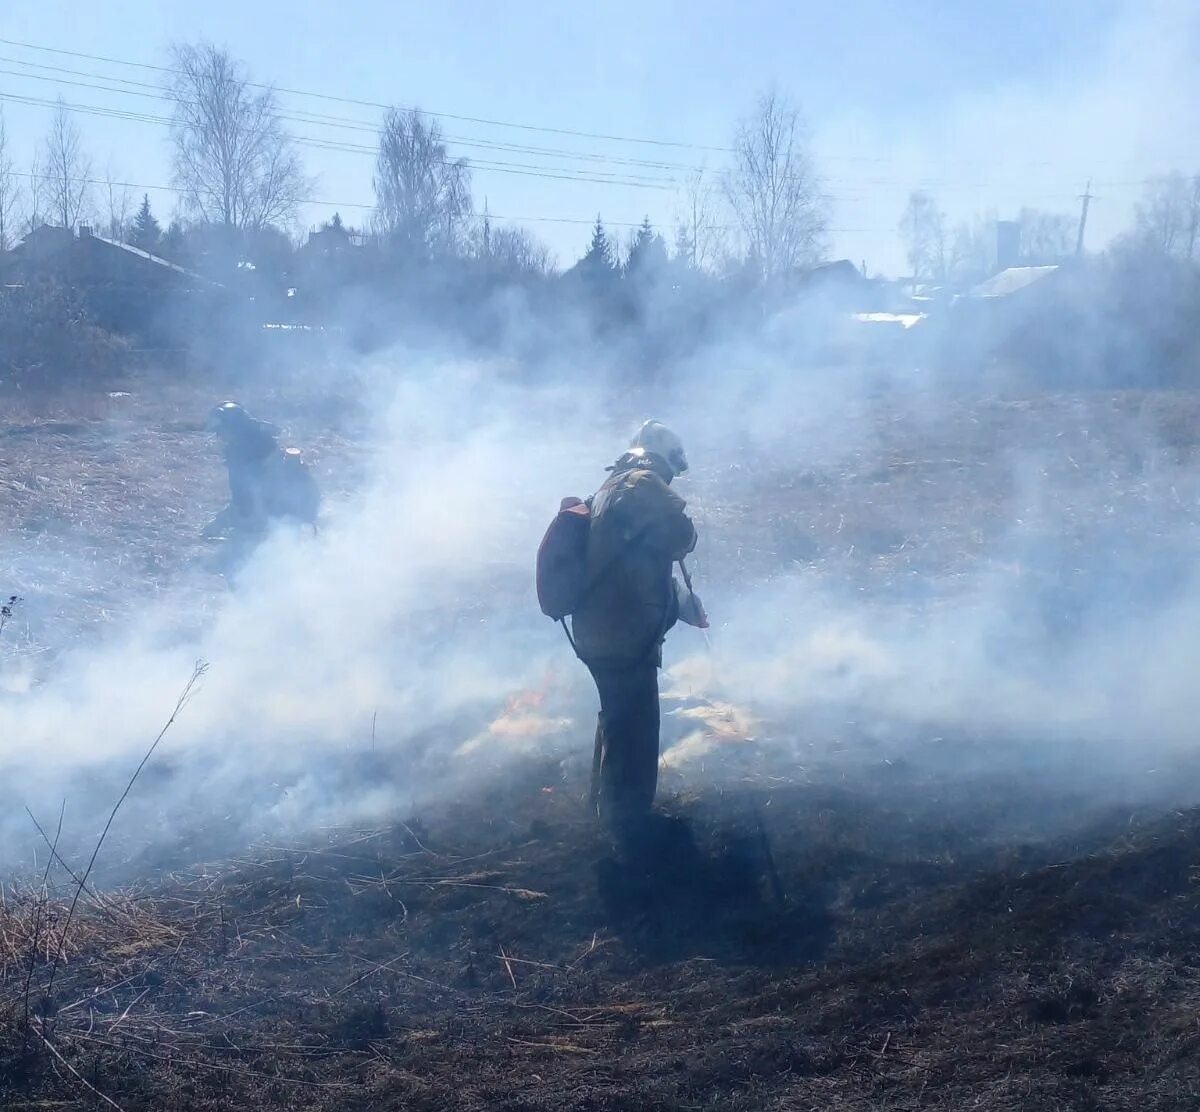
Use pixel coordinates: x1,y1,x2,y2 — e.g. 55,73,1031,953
9,169,877,233
0,69,699,192
0,91,681,191
11,167,363,211
1,57,1175,200
2,39,1192,177
0,55,694,172
1,38,1174,243
0,36,734,153
0,53,707,174
0,90,168,127
0,84,1159,204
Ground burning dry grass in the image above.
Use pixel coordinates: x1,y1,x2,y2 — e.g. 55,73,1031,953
661,697,758,769
456,674,575,759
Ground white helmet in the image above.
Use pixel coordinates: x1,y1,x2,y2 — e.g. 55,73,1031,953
630,419,688,476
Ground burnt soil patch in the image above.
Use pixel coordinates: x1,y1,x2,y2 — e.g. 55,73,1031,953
3,759,1200,1111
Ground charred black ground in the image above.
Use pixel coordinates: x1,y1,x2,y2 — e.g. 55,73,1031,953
4,753,1200,1111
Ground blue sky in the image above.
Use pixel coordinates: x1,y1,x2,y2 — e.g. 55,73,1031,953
1,0,1196,273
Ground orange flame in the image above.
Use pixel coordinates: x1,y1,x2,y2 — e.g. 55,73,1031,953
504,687,546,715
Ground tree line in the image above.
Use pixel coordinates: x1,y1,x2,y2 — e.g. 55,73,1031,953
1,40,1198,310
898,172,1200,287
0,44,834,288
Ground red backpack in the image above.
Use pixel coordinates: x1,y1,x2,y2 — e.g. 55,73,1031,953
536,497,592,620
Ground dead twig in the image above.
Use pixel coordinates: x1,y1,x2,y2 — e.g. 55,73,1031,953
499,945,518,989
107,986,152,1034
32,1020,127,1112
44,662,207,1007
407,878,548,900
62,1029,350,1089
334,952,410,996
23,800,65,1042
495,953,559,971
568,931,603,970
25,806,119,919
396,819,432,855
506,1036,597,1056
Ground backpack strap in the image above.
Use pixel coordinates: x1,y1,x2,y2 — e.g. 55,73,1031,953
559,618,581,658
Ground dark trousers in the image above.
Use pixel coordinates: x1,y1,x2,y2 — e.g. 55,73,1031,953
587,660,661,823
227,461,266,519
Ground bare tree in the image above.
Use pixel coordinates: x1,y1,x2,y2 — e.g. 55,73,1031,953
102,163,133,242
946,209,1000,286
898,191,947,282
43,98,91,229
167,43,308,231
673,168,725,271
724,89,828,281
1017,207,1075,263
482,222,554,276
0,108,20,252
1130,171,1200,259
373,107,472,259
24,153,45,233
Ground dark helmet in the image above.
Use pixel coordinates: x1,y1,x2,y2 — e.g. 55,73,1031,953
207,401,250,434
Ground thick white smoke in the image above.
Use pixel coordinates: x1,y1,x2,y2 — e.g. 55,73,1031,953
3,324,1200,870
0,356,622,861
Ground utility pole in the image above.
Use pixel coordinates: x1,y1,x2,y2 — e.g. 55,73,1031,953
1075,179,1095,258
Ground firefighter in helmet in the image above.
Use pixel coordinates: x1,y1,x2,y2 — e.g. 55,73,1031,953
203,402,318,538
570,419,706,826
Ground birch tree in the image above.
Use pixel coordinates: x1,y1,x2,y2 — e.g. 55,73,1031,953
373,107,472,258
43,99,91,229
0,109,20,251
167,43,308,230
724,89,829,281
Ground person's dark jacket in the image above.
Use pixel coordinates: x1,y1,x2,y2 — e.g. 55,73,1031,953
220,419,279,518
571,452,697,667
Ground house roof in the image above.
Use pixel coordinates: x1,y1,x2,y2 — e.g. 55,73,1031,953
969,265,1060,299
7,225,218,287
88,233,218,286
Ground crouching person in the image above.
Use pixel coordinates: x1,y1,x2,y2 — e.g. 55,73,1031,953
203,401,280,539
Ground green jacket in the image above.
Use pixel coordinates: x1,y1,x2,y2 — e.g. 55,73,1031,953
571,453,697,667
